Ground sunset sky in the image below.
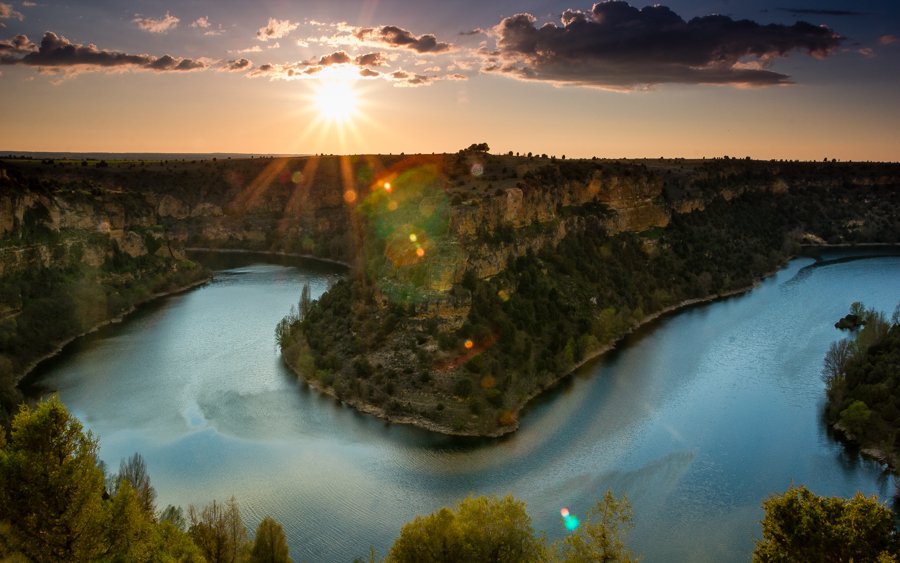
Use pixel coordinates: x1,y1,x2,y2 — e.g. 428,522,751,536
1,0,898,160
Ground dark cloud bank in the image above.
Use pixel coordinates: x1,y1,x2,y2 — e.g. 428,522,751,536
1,32,206,72
485,1,843,89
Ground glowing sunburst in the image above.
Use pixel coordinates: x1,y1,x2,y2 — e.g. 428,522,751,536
313,66,358,123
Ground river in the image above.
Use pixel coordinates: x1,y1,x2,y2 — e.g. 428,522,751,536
24,249,900,562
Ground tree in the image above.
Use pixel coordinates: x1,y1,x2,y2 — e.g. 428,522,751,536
188,496,250,563
753,485,898,562
553,490,637,563
117,451,157,516
106,480,158,561
387,495,546,563
299,282,312,319
839,400,872,439
0,396,108,562
822,338,853,386
251,516,292,563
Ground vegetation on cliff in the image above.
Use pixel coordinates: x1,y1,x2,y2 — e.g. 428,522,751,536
824,302,900,468
0,167,211,428
279,155,900,436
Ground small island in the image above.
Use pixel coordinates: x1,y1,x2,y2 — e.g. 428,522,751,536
824,302,900,470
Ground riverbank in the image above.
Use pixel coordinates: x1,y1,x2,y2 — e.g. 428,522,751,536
17,272,211,386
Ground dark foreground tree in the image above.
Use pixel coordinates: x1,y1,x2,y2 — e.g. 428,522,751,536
251,516,292,563
753,485,898,562
0,396,107,561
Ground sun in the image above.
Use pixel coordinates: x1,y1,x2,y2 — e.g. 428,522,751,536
313,66,358,123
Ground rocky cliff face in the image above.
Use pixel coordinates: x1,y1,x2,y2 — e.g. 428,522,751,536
0,187,183,277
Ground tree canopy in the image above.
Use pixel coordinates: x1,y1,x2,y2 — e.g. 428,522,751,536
753,485,898,562
385,492,636,563
0,396,286,563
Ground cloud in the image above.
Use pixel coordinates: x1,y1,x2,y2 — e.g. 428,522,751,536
0,31,207,75
222,58,252,71
0,3,24,20
777,8,862,17
359,67,380,77
318,50,351,65
191,15,225,36
257,18,299,41
134,11,179,34
354,25,450,53
233,45,262,54
0,33,35,54
248,61,317,80
485,2,843,89
22,1,36,7
459,29,485,36
388,69,433,86
880,34,898,46
355,52,385,67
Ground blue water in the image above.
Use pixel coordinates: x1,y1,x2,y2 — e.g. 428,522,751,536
29,250,900,561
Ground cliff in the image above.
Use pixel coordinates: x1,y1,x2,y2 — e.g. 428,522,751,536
4,154,899,435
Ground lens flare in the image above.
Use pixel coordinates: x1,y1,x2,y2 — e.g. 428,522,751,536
560,507,580,531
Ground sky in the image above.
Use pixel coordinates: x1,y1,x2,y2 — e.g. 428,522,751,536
1,0,898,160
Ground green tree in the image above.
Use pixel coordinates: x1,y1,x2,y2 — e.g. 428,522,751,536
117,451,157,516
0,396,108,562
250,516,292,563
753,485,898,562
189,496,250,563
839,400,873,439
387,495,546,563
553,490,637,563
106,480,158,561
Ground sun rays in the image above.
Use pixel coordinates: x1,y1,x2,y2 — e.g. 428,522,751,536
296,65,379,153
